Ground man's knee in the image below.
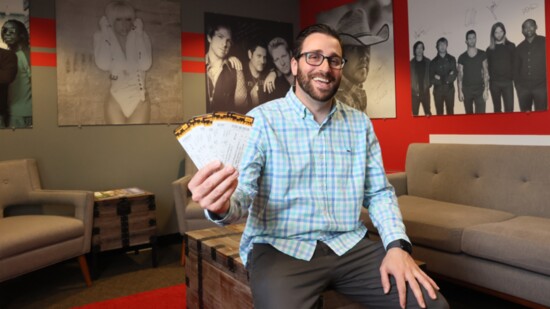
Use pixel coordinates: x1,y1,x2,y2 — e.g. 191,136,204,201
422,291,450,309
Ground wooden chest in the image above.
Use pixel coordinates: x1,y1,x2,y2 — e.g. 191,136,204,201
184,224,363,309
92,188,157,252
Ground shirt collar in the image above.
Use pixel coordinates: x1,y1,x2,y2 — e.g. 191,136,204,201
285,88,340,124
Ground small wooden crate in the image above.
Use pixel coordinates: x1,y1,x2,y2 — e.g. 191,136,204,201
92,188,157,251
92,188,158,276
184,224,363,309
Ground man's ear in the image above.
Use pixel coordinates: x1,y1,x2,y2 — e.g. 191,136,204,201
248,50,252,60
291,57,298,76
207,35,212,44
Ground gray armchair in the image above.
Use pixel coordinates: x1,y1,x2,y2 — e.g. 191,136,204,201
172,174,218,265
0,159,94,286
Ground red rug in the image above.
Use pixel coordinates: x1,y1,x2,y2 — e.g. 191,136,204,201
73,284,186,309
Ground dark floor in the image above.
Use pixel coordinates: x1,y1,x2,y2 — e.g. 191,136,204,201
0,237,532,309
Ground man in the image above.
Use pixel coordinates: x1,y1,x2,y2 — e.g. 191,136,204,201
0,47,17,128
335,7,389,113
514,19,547,111
205,23,247,113
457,30,489,114
243,41,274,109
410,41,431,116
486,22,516,113
189,24,448,309
429,37,457,115
266,37,293,99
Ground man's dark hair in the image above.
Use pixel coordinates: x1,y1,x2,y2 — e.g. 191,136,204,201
465,29,476,40
522,18,537,27
413,41,424,54
293,24,341,58
206,22,232,40
247,39,267,54
2,19,29,49
436,37,448,48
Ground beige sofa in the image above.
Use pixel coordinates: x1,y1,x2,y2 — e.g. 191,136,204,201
363,143,550,307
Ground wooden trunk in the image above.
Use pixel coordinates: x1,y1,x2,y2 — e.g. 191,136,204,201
92,189,157,252
184,224,364,309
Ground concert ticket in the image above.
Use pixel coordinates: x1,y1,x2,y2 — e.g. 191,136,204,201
174,112,254,169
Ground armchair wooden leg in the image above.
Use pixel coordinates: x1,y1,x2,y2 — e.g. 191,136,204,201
78,255,93,287
181,239,186,266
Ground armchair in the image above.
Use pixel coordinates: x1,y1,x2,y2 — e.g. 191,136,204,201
0,159,94,286
172,174,218,265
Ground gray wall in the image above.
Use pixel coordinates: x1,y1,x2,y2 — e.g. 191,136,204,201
0,0,299,235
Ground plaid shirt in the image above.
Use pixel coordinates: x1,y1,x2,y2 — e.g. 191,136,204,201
207,89,408,266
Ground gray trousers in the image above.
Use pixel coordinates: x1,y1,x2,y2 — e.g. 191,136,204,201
248,238,449,309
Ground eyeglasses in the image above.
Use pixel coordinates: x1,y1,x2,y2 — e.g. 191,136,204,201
296,52,346,69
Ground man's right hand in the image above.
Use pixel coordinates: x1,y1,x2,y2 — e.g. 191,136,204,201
188,161,239,215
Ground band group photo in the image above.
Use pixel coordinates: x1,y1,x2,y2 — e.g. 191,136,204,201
408,0,547,116
204,13,294,115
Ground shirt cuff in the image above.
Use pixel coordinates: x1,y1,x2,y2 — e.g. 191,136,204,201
204,195,243,225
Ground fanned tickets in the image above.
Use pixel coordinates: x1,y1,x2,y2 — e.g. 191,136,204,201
174,112,254,169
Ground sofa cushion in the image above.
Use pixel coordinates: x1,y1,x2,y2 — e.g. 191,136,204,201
364,195,515,253
404,143,550,219
0,215,83,259
462,216,550,276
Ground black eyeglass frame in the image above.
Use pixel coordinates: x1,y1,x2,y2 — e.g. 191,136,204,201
295,52,347,69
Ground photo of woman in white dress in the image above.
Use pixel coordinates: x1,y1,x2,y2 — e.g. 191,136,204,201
56,0,181,126
93,0,152,124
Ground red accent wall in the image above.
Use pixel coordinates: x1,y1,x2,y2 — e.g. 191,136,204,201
301,0,550,171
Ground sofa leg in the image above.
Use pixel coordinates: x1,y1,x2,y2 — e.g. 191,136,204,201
78,255,93,287
181,239,186,266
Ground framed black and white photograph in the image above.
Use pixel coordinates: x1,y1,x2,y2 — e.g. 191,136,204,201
409,0,547,116
56,0,182,126
317,0,396,119
204,13,293,114
0,0,31,129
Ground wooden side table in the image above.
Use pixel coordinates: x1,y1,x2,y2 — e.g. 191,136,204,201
91,188,158,278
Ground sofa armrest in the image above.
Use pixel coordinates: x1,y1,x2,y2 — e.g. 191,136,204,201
27,189,94,253
387,172,407,196
172,174,195,234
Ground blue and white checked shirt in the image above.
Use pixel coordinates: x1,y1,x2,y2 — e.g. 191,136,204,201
207,89,408,266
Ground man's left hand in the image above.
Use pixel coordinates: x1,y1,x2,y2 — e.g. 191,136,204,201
380,248,439,309
264,71,277,93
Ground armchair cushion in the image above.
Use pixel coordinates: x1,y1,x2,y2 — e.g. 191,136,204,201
0,215,84,259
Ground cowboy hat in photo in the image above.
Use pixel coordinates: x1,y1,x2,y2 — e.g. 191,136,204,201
336,8,389,47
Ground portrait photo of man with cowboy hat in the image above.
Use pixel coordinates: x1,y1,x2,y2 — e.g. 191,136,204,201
317,0,396,118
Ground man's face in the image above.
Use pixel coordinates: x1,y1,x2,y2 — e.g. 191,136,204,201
271,45,291,75
522,20,537,39
342,44,370,85
466,33,476,48
493,27,505,42
291,32,342,103
414,43,424,58
208,27,232,59
437,41,448,54
249,46,267,74
1,22,19,46
113,16,134,37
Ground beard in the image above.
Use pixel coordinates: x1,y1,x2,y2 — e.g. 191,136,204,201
296,66,340,102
